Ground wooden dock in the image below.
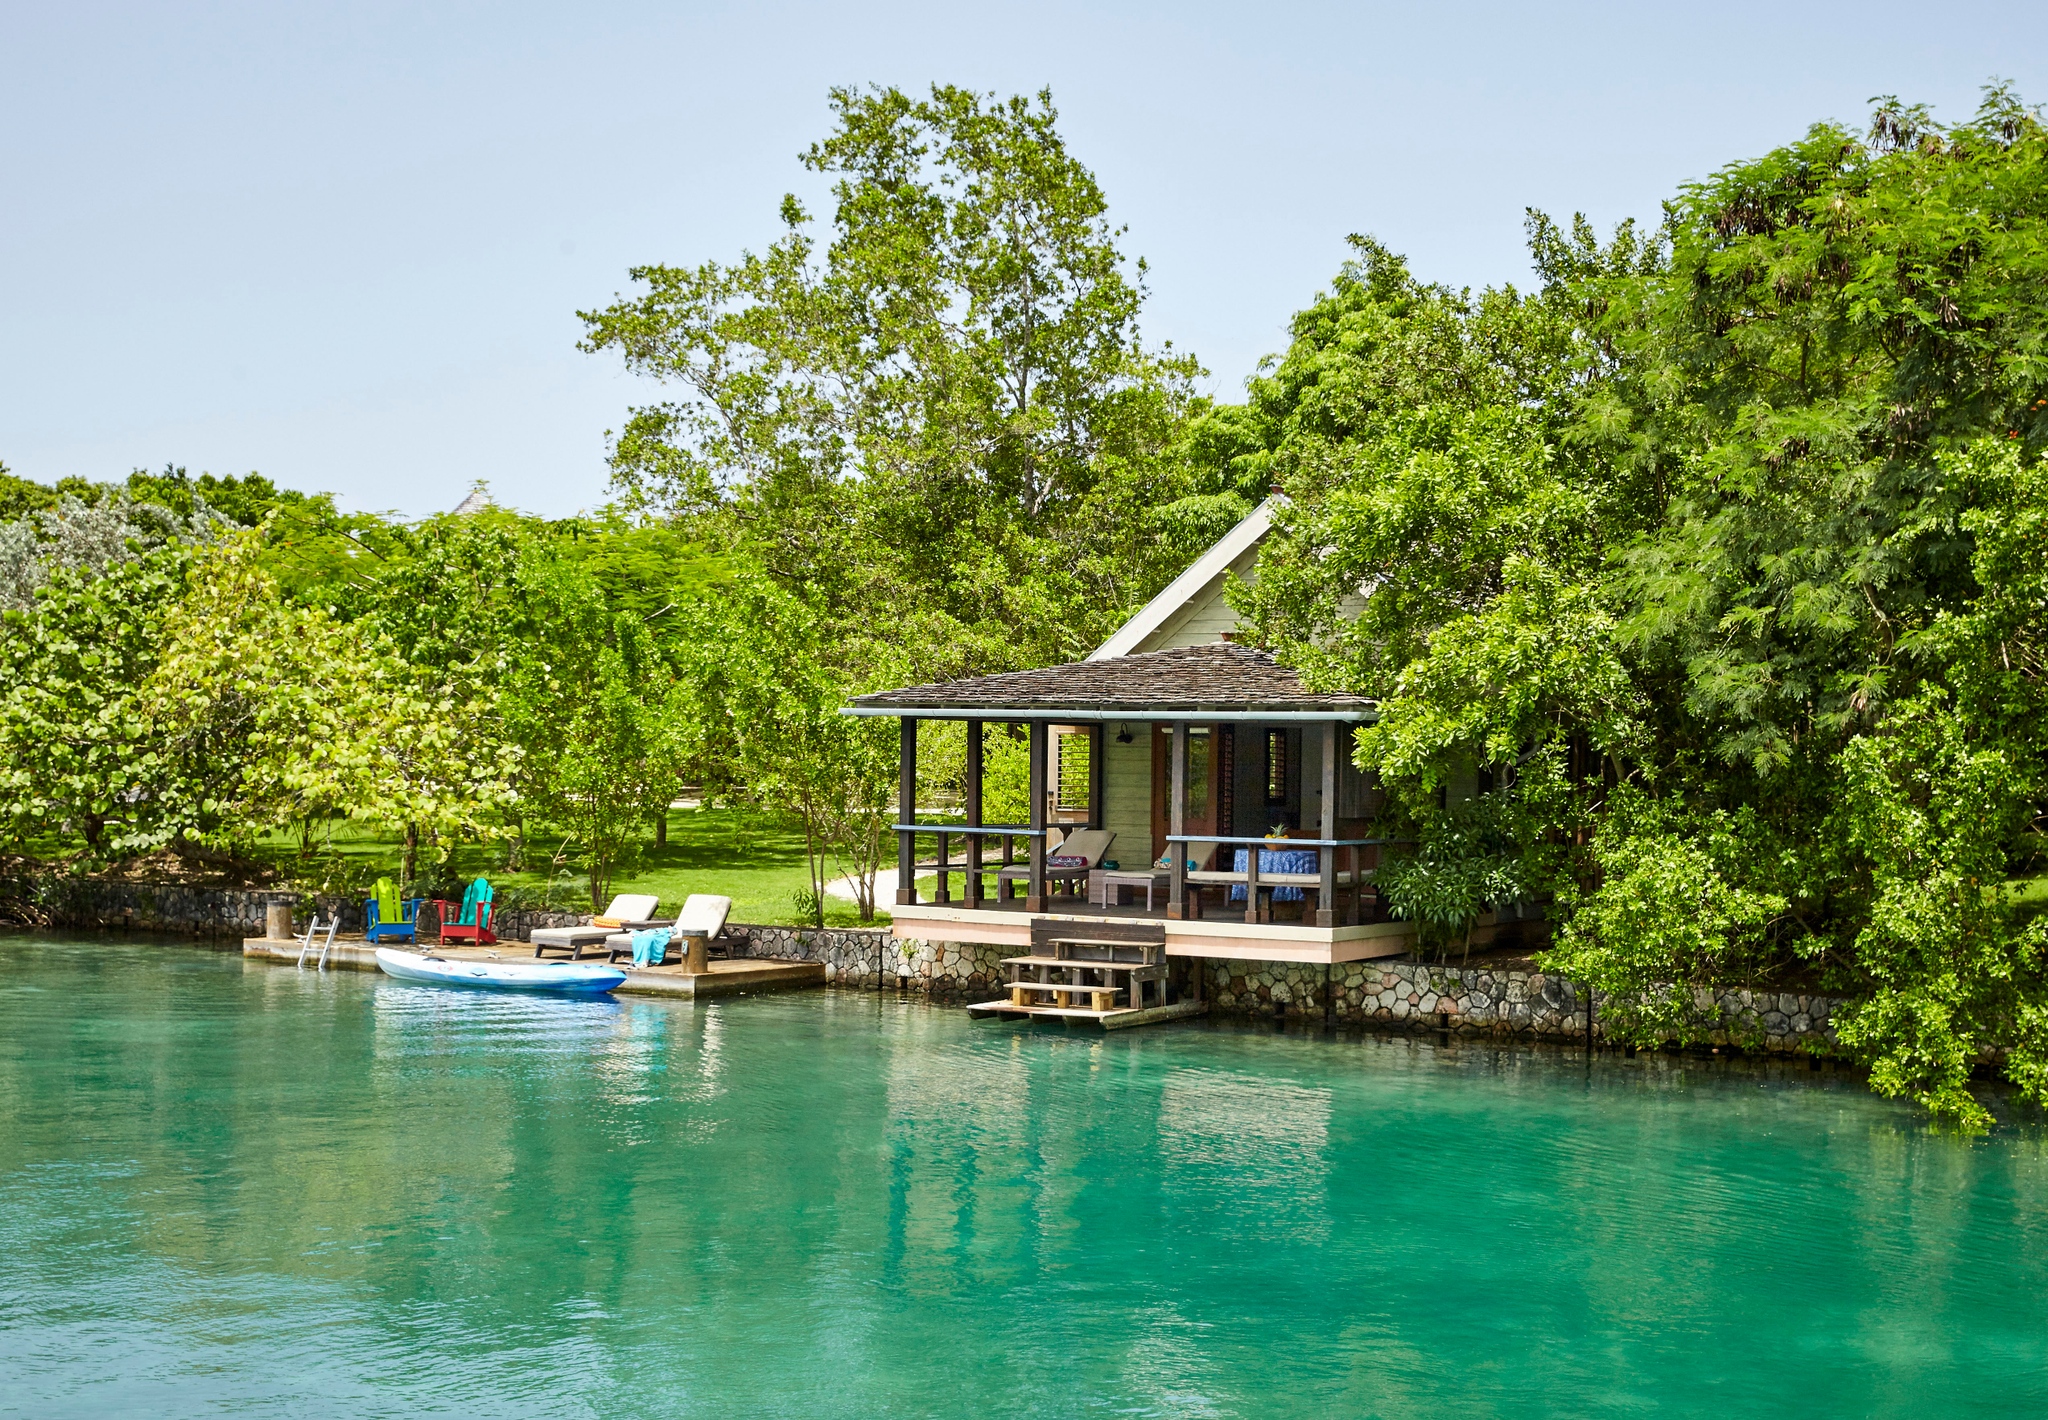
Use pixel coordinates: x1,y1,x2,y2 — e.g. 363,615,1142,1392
240,936,824,999
964,996,1207,1030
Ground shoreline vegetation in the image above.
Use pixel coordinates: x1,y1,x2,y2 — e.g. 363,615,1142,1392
6,84,2048,1126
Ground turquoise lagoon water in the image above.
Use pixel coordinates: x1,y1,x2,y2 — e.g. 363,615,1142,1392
3,936,2046,1418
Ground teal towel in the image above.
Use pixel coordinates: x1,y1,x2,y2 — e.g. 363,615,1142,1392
630,927,671,967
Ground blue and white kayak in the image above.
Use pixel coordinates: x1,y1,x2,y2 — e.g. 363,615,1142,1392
374,947,627,996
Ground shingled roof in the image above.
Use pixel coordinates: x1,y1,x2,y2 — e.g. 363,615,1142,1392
848,643,1376,717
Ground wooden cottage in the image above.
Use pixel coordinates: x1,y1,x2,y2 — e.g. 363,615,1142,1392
845,500,1418,1019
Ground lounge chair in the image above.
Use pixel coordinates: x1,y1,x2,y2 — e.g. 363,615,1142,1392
607,894,733,966
364,877,424,944
436,878,498,946
994,828,1116,899
531,893,661,959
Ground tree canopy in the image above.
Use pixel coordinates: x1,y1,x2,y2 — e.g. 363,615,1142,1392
579,83,1229,685
1238,86,2048,1126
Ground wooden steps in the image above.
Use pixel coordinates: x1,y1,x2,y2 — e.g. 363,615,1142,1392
968,919,1200,1030
964,997,1208,1030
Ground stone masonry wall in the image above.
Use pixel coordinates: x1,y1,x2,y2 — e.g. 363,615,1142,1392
730,925,1006,998
7,876,590,941
1200,957,1841,1053
13,879,298,937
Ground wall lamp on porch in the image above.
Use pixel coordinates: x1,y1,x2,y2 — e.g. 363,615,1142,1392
1115,724,1133,744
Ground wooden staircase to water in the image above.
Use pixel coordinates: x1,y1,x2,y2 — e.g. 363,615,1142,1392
965,921,1206,1030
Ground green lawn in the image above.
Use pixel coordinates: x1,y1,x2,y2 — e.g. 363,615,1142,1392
259,806,889,928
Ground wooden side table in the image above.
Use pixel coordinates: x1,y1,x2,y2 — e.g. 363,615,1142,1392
1092,869,1173,911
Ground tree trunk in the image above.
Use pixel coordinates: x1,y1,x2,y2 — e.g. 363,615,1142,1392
654,810,667,849
402,822,418,886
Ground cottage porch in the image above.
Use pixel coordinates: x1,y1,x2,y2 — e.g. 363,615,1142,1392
846,643,1419,969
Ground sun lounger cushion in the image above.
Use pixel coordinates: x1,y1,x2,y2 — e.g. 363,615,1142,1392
676,894,732,938
1048,829,1113,867
590,893,660,928
531,928,610,953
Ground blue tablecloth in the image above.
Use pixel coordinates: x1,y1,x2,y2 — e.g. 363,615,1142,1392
1229,846,1318,901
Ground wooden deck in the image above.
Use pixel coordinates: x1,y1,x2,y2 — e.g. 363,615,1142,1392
240,935,824,998
891,898,1417,964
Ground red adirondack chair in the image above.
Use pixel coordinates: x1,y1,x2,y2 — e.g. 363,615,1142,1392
434,880,498,946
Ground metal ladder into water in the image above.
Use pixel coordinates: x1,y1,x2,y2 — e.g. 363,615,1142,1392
296,916,341,969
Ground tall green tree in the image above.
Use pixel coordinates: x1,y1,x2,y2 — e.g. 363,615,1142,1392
581,83,1203,685
147,535,512,871
0,547,191,855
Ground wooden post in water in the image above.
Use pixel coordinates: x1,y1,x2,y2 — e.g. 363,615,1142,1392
679,931,709,975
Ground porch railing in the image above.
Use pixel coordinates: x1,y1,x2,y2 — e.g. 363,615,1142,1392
892,823,1050,906
1167,834,1408,927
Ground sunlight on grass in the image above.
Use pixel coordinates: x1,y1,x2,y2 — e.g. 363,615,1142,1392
258,805,888,928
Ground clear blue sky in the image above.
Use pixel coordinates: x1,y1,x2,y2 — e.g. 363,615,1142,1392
4,2,2043,519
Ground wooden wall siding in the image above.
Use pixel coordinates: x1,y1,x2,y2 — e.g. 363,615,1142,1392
1217,726,1236,839
1335,725,1373,818
1102,723,1154,867
1290,726,1306,825
1297,725,1321,834
1128,544,1261,652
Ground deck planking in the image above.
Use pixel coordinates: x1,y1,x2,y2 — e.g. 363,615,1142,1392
963,997,1207,1031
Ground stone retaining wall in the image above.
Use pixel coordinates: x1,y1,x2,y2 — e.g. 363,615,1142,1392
1199,957,1841,1053
730,924,1007,997
11,879,298,937
6,876,589,941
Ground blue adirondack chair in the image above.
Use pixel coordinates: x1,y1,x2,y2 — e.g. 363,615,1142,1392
364,877,425,944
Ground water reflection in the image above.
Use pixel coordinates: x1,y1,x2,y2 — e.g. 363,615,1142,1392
4,939,2048,1418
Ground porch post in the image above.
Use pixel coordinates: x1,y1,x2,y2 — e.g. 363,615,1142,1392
1026,720,1049,912
1167,719,1190,920
1087,723,1106,831
964,719,984,907
895,717,918,906
1317,719,1339,928
1244,835,1261,925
